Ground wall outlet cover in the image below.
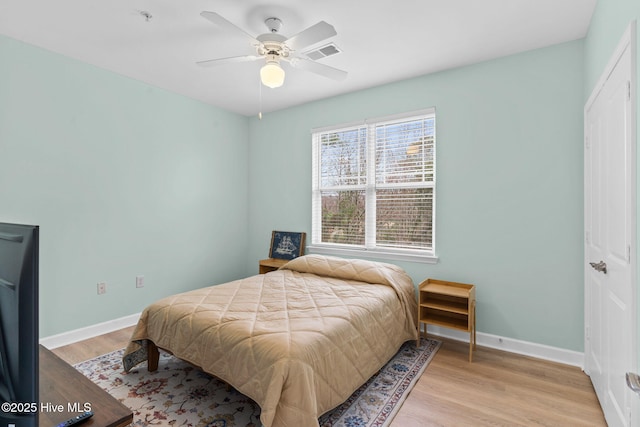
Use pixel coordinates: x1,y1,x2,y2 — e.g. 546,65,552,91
97,282,106,295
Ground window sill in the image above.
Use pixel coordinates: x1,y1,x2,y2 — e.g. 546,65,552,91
306,244,439,264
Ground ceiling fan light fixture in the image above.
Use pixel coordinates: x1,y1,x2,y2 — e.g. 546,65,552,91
260,58,285,88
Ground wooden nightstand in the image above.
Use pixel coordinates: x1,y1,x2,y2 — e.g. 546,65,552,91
259,258,289,274
418,278,476,362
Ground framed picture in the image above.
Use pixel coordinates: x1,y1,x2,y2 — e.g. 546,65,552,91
269,231,306,260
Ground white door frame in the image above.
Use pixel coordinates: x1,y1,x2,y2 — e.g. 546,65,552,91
584,20,638,426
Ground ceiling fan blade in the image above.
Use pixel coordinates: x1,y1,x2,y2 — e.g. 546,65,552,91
200,11,258,45
285,21,337,51
197,55,261,67
289,58,347,81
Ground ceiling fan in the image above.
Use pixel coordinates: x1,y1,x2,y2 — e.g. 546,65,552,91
197,11,348,88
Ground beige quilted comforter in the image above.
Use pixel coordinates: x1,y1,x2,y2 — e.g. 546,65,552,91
123,254,418,427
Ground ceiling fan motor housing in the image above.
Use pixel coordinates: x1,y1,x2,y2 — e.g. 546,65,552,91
256,36,289,59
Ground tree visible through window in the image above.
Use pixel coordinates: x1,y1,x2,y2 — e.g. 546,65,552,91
312,109,435,256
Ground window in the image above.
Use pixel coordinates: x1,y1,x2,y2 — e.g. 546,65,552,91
311,109,436,262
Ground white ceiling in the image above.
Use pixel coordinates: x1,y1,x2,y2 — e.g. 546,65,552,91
0,0,596,117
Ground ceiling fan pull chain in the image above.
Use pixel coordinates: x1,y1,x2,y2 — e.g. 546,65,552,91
258,75,263,120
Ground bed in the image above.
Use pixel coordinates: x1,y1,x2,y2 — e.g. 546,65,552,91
122,254,418,427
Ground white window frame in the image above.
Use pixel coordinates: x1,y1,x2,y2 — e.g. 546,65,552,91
309,108,438,264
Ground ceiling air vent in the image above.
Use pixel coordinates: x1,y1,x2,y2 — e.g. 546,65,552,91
304,43,342,60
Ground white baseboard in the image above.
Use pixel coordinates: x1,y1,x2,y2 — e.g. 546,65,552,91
39,314,585,368
39,313,141,349
426,326,584,368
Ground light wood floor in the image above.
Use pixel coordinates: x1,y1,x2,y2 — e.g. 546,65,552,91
51,328,606,427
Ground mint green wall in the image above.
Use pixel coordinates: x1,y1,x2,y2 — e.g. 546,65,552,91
1,28,590,352
583,0,640,369
0,35,250,337
248,41,585,351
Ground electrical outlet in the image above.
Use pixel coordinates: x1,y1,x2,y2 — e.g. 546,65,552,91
97,282,107,295
136,275,144,288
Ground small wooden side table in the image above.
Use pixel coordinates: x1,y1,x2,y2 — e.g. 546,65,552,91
417,278,476,362
259,258,289,274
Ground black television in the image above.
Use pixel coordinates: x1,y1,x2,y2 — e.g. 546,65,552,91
0,222,39,427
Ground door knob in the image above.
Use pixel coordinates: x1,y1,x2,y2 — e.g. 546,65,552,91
626,372,640,396
589,260,607,274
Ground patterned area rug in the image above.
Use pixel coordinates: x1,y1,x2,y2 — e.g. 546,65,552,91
74,339,440,427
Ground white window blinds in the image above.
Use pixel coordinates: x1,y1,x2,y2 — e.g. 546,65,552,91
312,109,436,255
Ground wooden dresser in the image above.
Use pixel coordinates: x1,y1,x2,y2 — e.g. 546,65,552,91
39,345,132,427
